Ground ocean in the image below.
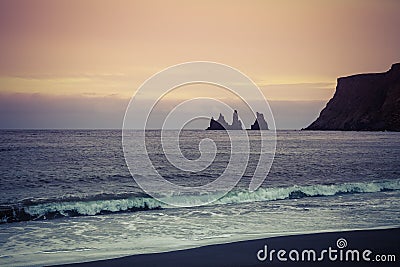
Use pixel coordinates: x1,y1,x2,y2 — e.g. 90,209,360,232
0,130,399,266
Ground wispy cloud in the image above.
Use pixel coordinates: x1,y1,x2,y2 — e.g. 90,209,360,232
259,82,335,88
259,82,336,101
0,74,136,98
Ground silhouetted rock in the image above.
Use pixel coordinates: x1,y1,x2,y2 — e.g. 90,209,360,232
231,110,243,130
250,112,269,130
206,110,243,130
305,63,400,131
207,114,228,130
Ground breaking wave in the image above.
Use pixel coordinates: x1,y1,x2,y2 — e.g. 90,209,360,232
1,179,399,223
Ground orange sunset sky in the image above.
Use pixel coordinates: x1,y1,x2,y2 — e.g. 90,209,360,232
0,0,399,129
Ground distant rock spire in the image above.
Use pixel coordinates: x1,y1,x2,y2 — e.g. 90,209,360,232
230,110,243,130
206,110,243,130
250,112,269,130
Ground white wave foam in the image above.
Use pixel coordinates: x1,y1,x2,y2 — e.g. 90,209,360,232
24,197,164,217
22,179,400,218
217,179,400,205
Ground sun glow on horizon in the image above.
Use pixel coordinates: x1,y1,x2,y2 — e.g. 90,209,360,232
0,0,399,129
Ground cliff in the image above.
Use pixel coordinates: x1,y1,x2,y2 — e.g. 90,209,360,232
305,63,400,131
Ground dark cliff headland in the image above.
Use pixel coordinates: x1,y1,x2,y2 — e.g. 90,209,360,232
305,63,400,131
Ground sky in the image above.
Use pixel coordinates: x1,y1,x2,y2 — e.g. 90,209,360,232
1,0,399,129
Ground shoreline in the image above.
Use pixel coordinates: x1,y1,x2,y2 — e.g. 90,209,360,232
57,227,399,267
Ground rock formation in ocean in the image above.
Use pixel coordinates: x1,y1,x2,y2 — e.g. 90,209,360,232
250,112,269,130
207,113,228,130
231,110,243,130
305,63,400,131
206,110,243,130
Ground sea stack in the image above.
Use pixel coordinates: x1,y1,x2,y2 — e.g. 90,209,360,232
206,110,243,130
305,63,400,131
231,110,243,130
207,113,228,130
250,112,269,130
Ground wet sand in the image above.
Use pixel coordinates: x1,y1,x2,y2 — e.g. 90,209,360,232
59,228,399,267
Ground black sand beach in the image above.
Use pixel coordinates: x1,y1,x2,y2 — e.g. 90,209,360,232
58,228,399,267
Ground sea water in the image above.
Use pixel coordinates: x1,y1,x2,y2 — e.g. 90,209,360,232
0,130,399,266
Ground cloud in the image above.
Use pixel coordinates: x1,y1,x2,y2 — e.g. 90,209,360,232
0,93,327,129
0,74,135,98
260,82,335,101
0,93,129,129
269,100,326,130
